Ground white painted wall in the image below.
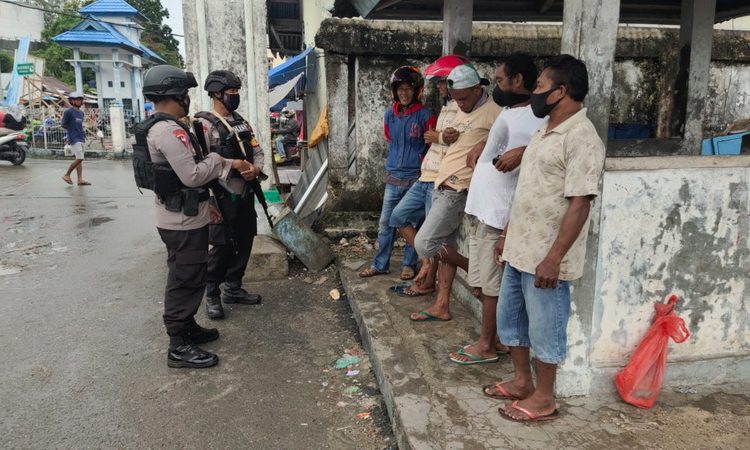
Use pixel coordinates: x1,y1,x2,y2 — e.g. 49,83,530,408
0,1,44,42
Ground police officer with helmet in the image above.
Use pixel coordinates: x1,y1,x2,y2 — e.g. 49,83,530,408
195,70,264,320
133,65,256,369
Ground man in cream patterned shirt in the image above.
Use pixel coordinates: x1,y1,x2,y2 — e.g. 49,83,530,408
486,55,605,423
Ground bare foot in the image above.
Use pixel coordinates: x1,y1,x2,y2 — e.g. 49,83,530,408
409,306,451,321
449,343,497,363
501,395,558,421
412,259,432,287
483,379,534,400
495,341,510,354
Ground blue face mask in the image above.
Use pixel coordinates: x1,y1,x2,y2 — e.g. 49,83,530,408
530,86,563,118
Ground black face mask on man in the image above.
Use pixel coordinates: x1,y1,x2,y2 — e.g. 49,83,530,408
492,85,530,107
222,93,241,112
529,86,563,118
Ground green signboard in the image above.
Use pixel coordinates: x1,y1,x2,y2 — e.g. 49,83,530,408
16,63,34,76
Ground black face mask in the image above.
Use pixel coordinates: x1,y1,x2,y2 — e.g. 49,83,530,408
222,93,240,112
492,85,530,107
530,87,563,118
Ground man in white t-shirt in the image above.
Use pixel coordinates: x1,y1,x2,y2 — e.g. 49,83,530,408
449,54,545,365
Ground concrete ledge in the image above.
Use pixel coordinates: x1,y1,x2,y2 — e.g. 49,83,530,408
605,155,750,171
243,235,288,282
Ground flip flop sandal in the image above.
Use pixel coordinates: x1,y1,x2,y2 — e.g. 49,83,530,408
449,349,500,365
359,267,389,278
62,176,73,185
388,282,411,295
400,267,416,280
409,310,450,322
398,286,435,298
482,381,522,400
499,400,560,423
77,181,92,186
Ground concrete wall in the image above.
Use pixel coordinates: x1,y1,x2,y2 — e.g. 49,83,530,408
560,156,750,395
318,19,750,217
0,1,44,45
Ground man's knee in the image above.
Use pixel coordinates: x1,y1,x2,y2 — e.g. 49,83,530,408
414,232,438,259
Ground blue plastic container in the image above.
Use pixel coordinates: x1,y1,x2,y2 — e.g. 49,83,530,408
701,132,750,155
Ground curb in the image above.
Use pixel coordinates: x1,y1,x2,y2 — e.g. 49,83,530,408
28,148,132,160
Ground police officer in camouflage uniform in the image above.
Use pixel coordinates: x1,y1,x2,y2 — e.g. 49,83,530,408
195,70,264,320
133,65,256,368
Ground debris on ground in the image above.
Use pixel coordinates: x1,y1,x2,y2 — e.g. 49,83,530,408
329,288,341,301
673,385,698,394
313,276,329,285
335,355,361,369
346,370,360,377
356,412,371,420
344,386,361,395
333,234,374,254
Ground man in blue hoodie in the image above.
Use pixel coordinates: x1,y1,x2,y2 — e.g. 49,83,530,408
359,66,437,281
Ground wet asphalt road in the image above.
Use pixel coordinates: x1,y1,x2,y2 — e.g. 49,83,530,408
0,159,391,449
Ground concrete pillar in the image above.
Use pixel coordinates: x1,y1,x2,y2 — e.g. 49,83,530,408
182,0,272,184
557,0,620,397
561,0,621,142
111,48,122,106
94,62,104,109
324,54,349,181
109,104,126,153
442,0,473,56
73,48,83,93
682,0,716,153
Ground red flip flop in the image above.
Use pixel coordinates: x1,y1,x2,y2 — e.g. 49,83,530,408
498,400,560,423
482,381,521,400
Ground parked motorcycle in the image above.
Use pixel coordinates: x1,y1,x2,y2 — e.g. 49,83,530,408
0,132,28,166
0,108,28,165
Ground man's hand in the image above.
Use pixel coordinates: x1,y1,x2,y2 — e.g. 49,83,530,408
493,236,506,268
424,125,439,144
534,256,561,289
208,201,223,224
494,146,526,172
466,141,486,168
442,127,459,145
240,163,258,181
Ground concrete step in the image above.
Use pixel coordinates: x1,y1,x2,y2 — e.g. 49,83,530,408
338,263,679,450
243,234,288,282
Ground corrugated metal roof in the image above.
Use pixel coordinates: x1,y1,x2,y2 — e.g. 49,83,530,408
80,0,138,15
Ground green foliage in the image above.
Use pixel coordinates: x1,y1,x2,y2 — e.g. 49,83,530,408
128,0,183,67
32,0,182,86
0,50,14,73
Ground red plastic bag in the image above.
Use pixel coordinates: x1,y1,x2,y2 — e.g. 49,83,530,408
615,294,690,409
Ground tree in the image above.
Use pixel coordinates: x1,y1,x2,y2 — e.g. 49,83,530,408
128,0,183,67
31,0,182,86
31,0,88,86
0,50,14,73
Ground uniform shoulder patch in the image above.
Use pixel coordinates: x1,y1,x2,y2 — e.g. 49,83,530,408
172,128,189,149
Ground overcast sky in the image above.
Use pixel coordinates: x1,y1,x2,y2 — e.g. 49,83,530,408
161,0,185,58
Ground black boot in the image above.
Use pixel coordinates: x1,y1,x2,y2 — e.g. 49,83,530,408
222,281,262,305
167,334,219,369
185,320,220,344
205,282,224,319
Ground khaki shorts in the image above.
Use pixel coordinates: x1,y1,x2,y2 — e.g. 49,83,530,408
467,218,503,297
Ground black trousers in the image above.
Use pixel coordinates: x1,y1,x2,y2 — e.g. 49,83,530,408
158,226,209,336
207,194,257,284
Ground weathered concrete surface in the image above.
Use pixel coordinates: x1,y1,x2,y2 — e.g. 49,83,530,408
339,263,750,450
589,158,750,383
0,160,393,449
243,235,289,282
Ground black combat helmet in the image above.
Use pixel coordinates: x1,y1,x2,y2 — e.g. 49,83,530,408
142,65,198,97
204,70,242,93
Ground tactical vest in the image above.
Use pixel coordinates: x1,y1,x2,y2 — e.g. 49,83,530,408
195,111,256,165
132,113,209,214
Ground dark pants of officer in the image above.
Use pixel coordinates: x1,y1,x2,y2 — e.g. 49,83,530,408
207,194,257,284
158,226,209,336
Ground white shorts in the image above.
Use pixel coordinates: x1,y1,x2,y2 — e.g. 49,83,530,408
71,142,85,160
467,218,503,297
